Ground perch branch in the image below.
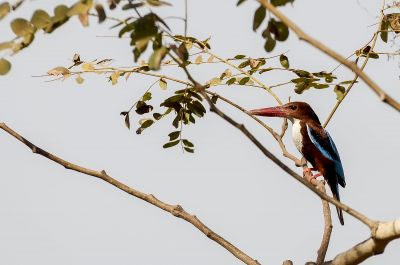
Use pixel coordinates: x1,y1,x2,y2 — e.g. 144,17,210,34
315,182,333,265
169,52,377,230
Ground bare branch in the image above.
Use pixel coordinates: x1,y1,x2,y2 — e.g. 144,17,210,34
316,182,333,265
258,0,400,112
329,219,400,265
0,122,260,265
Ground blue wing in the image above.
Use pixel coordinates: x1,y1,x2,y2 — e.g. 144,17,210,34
307,126,346,187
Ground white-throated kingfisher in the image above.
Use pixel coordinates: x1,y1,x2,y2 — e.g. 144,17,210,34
249,102,345,225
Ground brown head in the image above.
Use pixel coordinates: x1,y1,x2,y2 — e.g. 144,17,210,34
248,102,321,124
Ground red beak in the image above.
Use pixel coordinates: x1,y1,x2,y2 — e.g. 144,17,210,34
248,106,287,117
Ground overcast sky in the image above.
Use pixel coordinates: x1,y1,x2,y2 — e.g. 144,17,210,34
0,1,399,264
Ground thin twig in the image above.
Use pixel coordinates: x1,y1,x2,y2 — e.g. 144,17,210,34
184,0,188,36
324,0,388,127
258,0,400,112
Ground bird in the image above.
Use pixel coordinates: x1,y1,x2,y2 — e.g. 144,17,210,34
248,101,346,225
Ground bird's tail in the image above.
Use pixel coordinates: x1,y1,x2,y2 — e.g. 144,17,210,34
333,193,344,225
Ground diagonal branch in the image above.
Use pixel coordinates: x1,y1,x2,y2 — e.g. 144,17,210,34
258,0,400,112
0,122,260,265
169,51,377,230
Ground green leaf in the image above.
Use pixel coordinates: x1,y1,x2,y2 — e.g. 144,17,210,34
271,0,290,6
238,60,250,68
172,114,180,128
124,114,130,129
209,77,221,86
163,140,180,148
67,0,93,16
0,41,14,51
182,139,194,148
135,101,153,114
47,66,70,76
119,23,134,37
159,78,167,89
340,80,357,85
146,0,172,6
234,54,246,59
149,46,168,70
274,21,289,41
279,54,289,69
291,77,305,83
380,19,389,43
226,77,236,85
0,2,11,20
142,91,152,101
48,5,70,32
0,58,11,75
293,69,312,78
75,76,84,84
294,80,313,94
192,100,206,114
184,147,194,153
141,119,154,128
264,35,276,52
239,76,250,85
368,52,379,59
253,5,266,31
211,95,218,104
11,18,35,37
334,85,345,101
188,90,203,101
153,113,162,120
168,131,180,141
31,10,51,29
122,3,145,10
312,83,329,89
95,4,106,23
177,43,189,61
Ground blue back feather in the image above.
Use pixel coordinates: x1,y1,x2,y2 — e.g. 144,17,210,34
307,126,346,187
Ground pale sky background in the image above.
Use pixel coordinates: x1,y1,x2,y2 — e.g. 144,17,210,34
0,1,399,264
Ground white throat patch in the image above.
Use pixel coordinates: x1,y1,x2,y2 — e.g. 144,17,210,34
292,119,303,153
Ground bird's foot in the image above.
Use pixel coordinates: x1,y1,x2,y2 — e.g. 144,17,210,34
304,168,322,182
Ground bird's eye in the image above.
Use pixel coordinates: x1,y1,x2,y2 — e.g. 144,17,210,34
288,105,297,110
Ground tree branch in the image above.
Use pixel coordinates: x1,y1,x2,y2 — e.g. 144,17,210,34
0,122,260,265
329,219,400,265
323,0,387,127
169,52,377,230
316,182,333,265
258,0,400,112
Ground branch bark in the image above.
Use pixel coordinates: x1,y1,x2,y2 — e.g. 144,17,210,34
329,219,400,265
315,182,333,265
258,0,400,112
0,122,260,265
